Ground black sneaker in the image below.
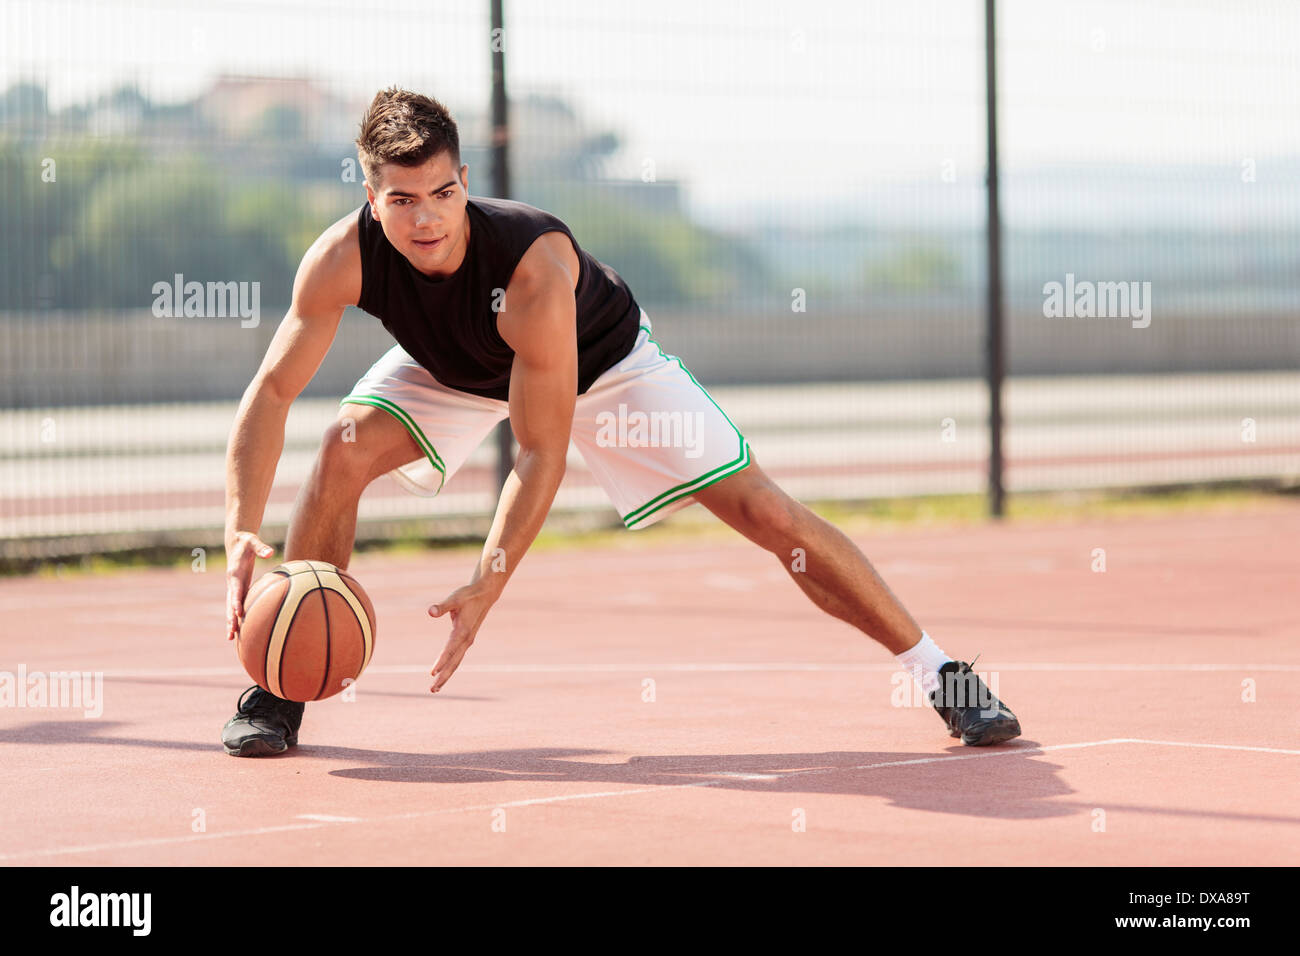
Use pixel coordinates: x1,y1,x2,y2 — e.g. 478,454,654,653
221,685,305,757
929,660,1021,746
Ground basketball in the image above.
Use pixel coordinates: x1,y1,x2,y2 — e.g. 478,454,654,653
237,559,377,702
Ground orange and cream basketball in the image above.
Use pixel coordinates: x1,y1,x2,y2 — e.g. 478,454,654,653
237,560,376,702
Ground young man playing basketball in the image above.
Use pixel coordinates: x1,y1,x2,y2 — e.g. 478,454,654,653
221,88,1020,756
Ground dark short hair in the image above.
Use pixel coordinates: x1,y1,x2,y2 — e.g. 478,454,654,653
355,87,461,185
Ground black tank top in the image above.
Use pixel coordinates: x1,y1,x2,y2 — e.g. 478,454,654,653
355,196,642,401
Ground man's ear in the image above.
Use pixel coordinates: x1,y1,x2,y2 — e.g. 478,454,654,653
460,164,470,191
363,181,379,219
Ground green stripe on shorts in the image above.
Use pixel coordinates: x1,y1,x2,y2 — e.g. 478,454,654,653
622,440,751,528
620,327,751,528
339,394,447,494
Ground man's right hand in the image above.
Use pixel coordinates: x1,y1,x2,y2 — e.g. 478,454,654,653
225,531,275,641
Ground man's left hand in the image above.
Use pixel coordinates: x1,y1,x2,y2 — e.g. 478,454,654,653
428,580,499,693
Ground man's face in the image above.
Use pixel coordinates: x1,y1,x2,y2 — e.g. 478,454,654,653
365,152,470,277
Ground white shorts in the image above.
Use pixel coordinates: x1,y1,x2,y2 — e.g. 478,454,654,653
340,309,752,529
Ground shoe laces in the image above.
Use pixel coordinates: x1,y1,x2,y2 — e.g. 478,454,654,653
936,657,990,709
236,685,287,720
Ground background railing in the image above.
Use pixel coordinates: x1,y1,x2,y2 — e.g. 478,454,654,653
3,0,1298,559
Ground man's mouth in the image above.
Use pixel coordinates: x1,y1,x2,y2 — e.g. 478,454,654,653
412,236,444,250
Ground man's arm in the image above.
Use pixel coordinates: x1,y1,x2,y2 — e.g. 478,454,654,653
224,214,361,641
428,231,579,691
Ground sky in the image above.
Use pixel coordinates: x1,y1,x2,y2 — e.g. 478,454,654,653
4,0,1298,224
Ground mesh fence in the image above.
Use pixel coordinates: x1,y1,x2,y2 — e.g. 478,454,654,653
2,0,1297,558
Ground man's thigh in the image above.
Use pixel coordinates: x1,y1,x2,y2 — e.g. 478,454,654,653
570,315,751,529
341,345,508,496
332,400,424,482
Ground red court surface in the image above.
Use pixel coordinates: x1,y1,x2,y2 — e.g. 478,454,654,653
2,503,1297,866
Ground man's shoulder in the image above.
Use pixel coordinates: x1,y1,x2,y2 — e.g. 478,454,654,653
512,232,581,294
469,195,570,232
297,209,363,307
470,197,580,291
311,209,362,271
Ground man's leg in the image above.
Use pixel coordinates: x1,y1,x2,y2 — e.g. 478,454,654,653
284,402,423,568
222,402,422,757
693,455,1021,745
568,315,1019,744
692,454,922,654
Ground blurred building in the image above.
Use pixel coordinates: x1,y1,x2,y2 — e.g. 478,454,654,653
196,75,362,147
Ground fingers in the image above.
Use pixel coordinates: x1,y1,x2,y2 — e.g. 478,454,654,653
429,621,463,672
223,533,274,641
225,575,239,641
430,638,472,694
428,592,460,617
429,586,489,692
226,560,249,635
430,611,474,693
234,530,274,557
226,575,248,642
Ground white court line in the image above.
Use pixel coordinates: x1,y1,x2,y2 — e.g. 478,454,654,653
1113,737,1300,756
0,782,726,862
0,821,333,862
0,737,1292,863
711,772,783,781
93,662,1300,678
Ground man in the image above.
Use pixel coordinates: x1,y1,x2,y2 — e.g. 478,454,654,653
222,88,1020,756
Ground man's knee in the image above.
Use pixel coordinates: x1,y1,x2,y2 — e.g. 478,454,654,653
316,408,418,487
315,419,372,486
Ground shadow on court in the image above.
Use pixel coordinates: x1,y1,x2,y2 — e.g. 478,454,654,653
319,741,1077,820
0,717,1073,820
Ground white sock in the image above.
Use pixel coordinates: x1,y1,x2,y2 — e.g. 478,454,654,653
894,632,953,698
